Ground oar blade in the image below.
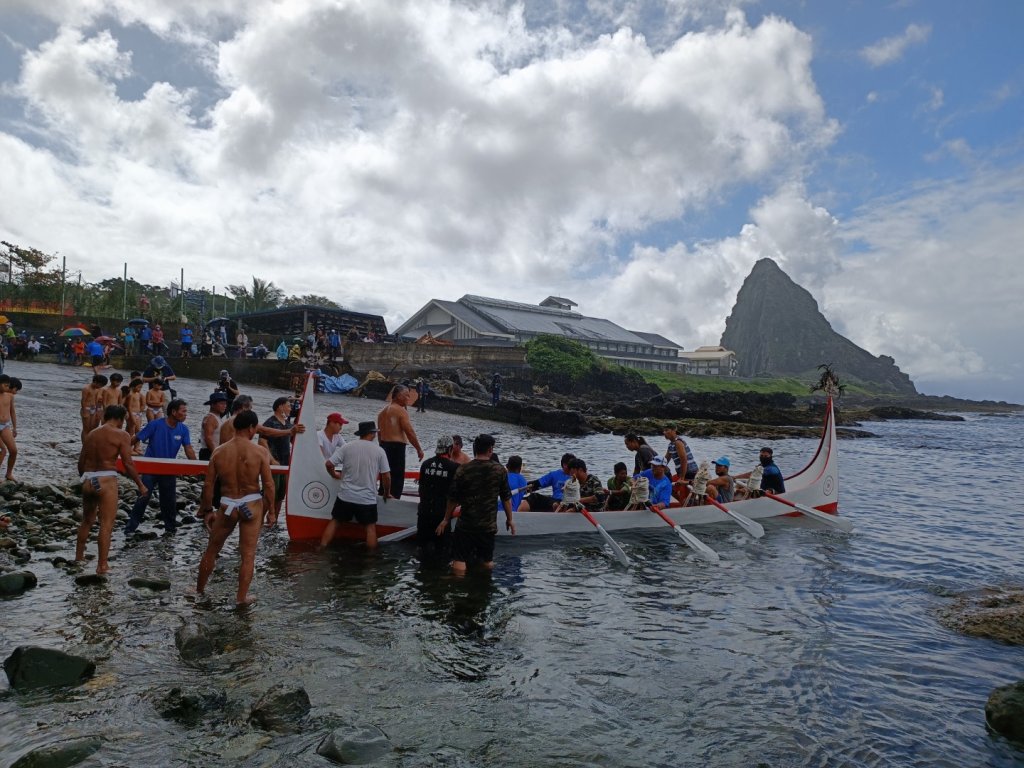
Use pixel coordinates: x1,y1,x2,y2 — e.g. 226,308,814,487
797,505,854,532
378,526,418,543
596,523,631,567
673,525,720,564
725,509,765,539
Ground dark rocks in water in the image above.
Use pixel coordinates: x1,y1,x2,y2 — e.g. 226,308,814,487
721,257,917,394
157,686,228,727
9,735,103,768
3,646,96,690
0,570,37,596
73,573,107,587
987,681,1024,743
937,589,1024,645
128,576,171,591
249,684,311,732
867,406,964,422
317,724,392,764
174,622,215,661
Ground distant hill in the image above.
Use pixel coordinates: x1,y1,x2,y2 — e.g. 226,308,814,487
720,258,917,394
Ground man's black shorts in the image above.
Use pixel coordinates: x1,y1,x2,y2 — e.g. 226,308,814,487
524,492,557,512
451,527,496,566
331,498,378,525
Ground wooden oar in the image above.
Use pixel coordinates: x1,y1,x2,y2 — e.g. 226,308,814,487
702,496,765,539
575,506,631,567
761,491,853,532
645,503,720,564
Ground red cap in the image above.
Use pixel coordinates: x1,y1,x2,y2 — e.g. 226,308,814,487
327,412,349,425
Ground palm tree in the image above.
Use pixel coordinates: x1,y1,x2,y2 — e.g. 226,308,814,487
227,277,284,311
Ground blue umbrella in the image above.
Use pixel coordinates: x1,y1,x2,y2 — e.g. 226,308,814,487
127,318,149,326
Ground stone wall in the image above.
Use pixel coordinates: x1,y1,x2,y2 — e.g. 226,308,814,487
347,344,527,376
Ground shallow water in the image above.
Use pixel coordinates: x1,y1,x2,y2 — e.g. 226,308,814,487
2,360,1023,766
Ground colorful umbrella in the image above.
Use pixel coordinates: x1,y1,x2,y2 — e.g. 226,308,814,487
60,327,92,337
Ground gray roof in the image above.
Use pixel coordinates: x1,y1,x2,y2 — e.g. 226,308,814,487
436,299,508,336
630,331,683,349
460,295,647,344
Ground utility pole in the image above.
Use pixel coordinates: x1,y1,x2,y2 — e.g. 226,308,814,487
180,267,185,316
122,263,127,319
59,255,66,319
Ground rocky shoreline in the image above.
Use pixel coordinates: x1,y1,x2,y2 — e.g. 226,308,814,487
365,367,989,439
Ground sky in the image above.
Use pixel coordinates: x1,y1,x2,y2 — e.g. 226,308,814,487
0,1,1021,402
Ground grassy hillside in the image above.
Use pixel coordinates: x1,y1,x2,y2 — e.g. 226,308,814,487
639,370,877,397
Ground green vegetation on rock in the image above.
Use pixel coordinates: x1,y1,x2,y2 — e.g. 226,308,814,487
525,335,644,388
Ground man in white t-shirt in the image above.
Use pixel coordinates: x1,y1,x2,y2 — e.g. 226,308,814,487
319,421,390,550
317,412,348,459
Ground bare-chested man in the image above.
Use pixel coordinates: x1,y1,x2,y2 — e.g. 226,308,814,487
101,373,124,410
80,374,107,442
199,392,229,461
377,384,424,499
196,410,275,605
76,405,147,574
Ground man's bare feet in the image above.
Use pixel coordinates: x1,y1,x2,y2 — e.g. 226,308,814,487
4,475,14,482
236,595,256,606
96,565,110,575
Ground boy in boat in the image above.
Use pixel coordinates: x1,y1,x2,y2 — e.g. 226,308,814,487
437,434,515,576
80,374,106,442
504,455,527,512
518,452,575,512
734,447,786,499
606,462,633,511
196,410,275,605
76,405,147,574
555,459,606,513
416,435,459,561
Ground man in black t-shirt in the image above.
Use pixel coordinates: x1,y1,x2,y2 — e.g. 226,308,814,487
439,434,515,575
261,396,293,518
416,435,459,560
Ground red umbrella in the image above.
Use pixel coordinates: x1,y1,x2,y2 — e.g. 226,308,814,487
95,335,117,343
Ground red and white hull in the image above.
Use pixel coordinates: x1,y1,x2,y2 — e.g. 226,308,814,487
285,374,842,542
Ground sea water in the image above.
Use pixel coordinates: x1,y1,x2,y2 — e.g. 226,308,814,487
1,362,1022,766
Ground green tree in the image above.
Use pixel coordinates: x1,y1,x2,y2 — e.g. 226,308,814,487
281,294,341,308
524,335,598,383
227,276,284,311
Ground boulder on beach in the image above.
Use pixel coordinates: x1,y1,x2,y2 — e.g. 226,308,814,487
317,724,392,765
3,646,96,690
0,570,37,596
128,576,171,591
987,680,1024,743
9,735,103,768
938,588,1024,645
249,684,311,732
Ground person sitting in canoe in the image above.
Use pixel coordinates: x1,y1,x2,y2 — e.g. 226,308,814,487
637,457,673,511
702,457,735,504
734,447,785,499
554,458,606,513
518,452,575,512
605,462,633,511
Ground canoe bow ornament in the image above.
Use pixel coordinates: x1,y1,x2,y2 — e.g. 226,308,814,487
811,364,844,399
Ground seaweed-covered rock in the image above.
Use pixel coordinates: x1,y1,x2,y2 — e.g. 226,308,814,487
158,686,228,726
317,724,392,764
249,684,311,732
10,736,102,768
987,681,1024,743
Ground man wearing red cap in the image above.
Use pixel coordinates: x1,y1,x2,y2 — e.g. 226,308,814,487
318,412,348,459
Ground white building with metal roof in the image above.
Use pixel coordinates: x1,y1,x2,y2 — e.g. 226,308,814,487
395,295,684,372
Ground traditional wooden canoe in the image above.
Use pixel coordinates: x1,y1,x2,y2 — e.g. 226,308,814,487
117,456,288,475
285,373,845,543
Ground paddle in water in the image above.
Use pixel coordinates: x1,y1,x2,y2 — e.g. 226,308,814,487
378,526,418,543
760,491,853,532
693,491,765,539
645,503,720,564
575,505,631,567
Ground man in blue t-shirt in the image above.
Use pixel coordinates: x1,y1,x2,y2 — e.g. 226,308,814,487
125,399,197,535
518,452,575,512
638,456,674,510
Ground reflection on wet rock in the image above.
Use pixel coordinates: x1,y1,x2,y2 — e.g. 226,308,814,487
128,576,171,591
174,621,215,661
157,685,228,727
0,570,37,595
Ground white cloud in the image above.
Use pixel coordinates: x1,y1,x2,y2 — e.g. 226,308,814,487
860,23,931,67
